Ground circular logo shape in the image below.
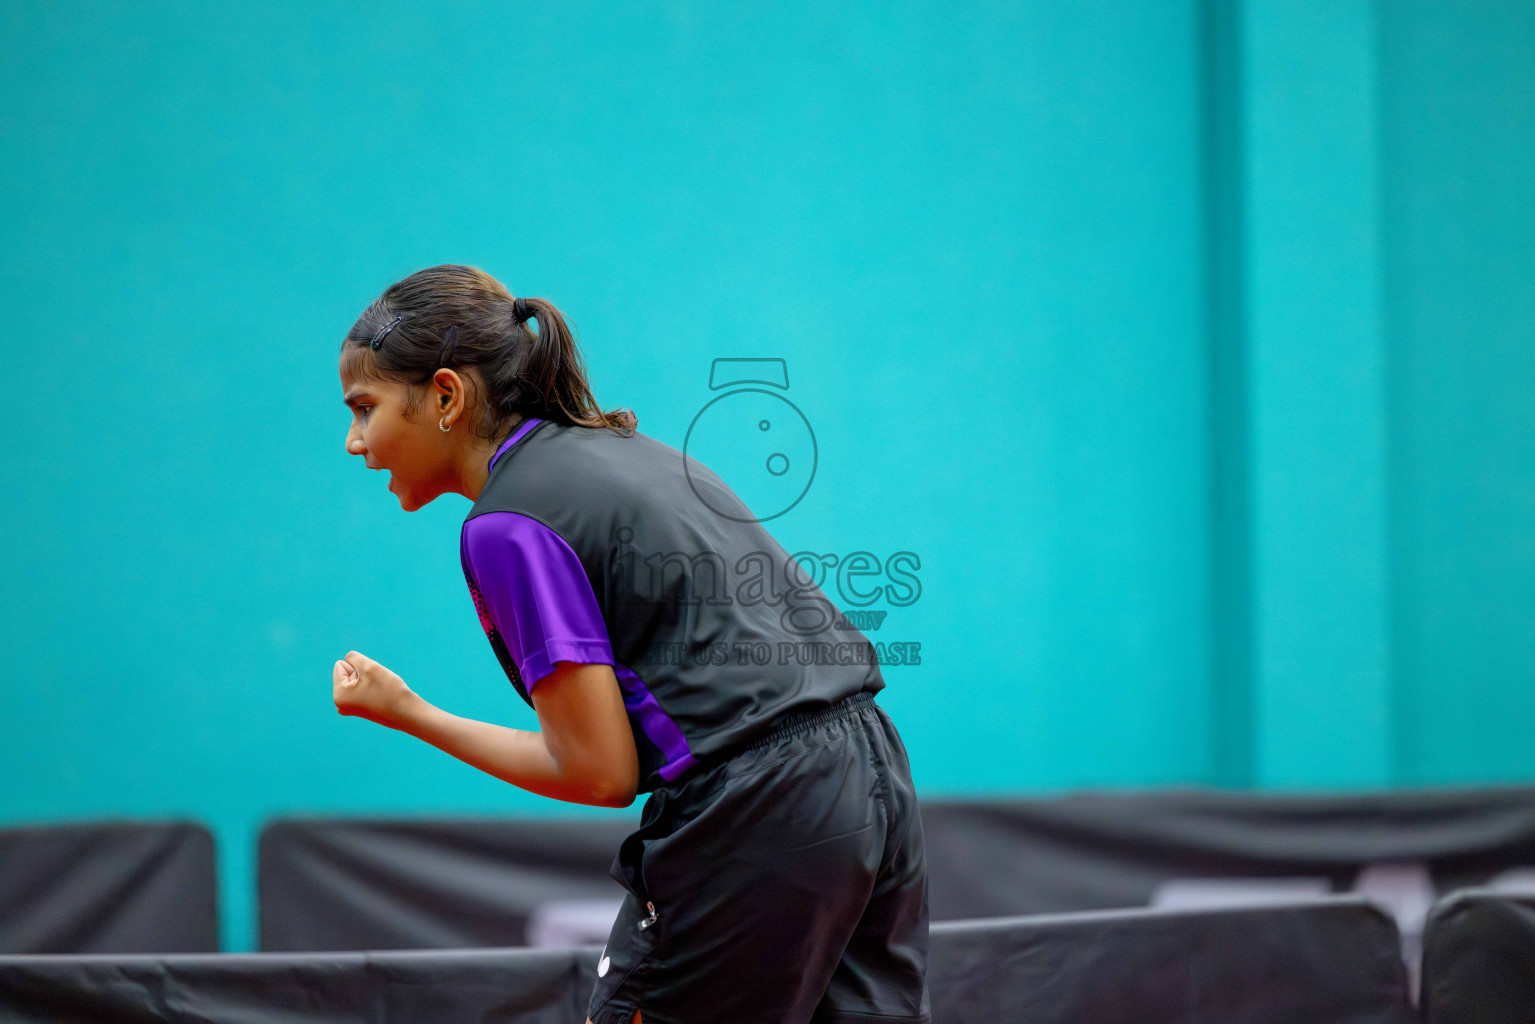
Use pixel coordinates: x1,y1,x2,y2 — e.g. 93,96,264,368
598,955,611,977
684,388,818,523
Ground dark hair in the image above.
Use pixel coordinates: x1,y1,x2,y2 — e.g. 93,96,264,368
339,265,637,442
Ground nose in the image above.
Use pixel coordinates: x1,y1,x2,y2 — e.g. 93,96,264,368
346,425,366,457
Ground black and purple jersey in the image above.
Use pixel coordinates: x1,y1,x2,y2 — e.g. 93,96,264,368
460,416,886,793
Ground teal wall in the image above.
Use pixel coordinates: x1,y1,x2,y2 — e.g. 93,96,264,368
1,2,1530,951
1381,2,1535,783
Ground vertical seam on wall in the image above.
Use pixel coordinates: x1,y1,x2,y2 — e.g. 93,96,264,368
1200,0,1254,788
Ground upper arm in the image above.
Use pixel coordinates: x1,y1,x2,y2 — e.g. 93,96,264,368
530,662,640,807
462,511,616,694
462,512,638,805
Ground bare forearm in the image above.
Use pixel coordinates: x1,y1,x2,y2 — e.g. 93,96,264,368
394,692,622,806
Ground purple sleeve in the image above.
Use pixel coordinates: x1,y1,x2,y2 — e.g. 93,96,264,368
461,511,614,691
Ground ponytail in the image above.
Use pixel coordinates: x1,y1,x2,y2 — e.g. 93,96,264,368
498,295,638,433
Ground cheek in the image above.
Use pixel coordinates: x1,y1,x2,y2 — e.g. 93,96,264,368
365,418,408,460
365,422,391,453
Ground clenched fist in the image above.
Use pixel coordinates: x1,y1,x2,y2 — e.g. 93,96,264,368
333,650,417,731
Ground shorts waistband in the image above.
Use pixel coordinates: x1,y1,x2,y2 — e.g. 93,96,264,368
668,691,878,785
736,690,876,755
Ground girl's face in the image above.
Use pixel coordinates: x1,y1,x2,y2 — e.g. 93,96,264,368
340,359,458,512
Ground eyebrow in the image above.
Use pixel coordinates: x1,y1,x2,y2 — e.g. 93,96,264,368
342,388,373,406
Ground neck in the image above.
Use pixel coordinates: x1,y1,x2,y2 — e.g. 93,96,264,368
461,415,524,502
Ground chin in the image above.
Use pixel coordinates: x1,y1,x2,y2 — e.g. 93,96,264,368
393,486,439,513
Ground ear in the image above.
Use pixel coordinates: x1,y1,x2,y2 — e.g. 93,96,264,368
438,366,483,419
433,368,461,409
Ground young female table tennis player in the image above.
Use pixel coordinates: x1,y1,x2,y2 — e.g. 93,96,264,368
332,265,928,1024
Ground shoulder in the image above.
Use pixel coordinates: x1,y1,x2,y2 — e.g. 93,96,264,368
462,509,579,568
477,422,684,514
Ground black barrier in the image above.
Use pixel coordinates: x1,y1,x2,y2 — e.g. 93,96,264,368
0,822,218,954
259,789,1535,957
0,900,1412,1023
259,817,633,951
0,946,595,1024
928,898,1413,1024
918,788,1535,920
1419,889,1535,1024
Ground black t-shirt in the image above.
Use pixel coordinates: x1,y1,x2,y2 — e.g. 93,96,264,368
461,417,884,792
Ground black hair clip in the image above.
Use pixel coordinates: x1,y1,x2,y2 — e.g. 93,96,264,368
439,325,461,366
370,315,403,350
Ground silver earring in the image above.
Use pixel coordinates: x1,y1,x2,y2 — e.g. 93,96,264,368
438,417,451,433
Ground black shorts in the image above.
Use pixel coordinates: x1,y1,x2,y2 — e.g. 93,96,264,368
587,690,930,1024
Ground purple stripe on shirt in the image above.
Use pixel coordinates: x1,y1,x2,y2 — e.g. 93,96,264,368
613,662,697,782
